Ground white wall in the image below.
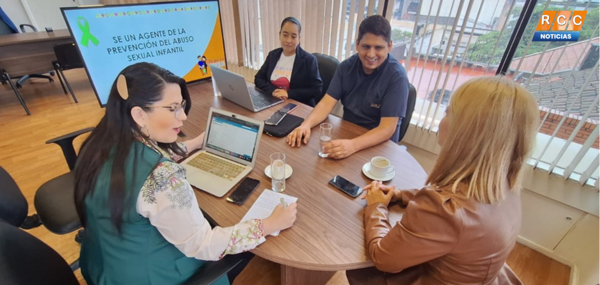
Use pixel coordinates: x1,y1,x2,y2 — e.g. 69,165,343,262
0,0,31,26
21,0,80,30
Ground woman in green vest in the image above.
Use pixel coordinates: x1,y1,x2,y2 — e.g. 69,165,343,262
74,62,297,285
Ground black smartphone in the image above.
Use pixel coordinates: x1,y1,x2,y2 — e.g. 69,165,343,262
264,103,298,126
329,175,363,198
227,177,260,205
279,103,298,113
264,110,288,125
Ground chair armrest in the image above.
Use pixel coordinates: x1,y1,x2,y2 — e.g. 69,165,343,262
46,127,94,171
182,255,245,285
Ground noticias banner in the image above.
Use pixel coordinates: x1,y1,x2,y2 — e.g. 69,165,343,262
532,10,587,42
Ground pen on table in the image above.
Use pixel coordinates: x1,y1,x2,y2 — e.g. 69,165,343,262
280,198,287,208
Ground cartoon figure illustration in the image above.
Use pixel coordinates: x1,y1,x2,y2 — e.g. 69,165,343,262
197,55,208,75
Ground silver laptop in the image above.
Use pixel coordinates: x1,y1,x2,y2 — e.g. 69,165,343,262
181,108,264,197
210,64,283,112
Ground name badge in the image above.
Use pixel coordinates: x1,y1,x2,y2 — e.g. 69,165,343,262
370,103,381,108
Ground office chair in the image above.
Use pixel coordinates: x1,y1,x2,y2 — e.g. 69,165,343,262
53,43,84,103
0,220,80,285
0,207,244,285
13,24,56,88
34,128,94,236
0,164,80,271
313,53,340,103
398,83,417,142
0,166,28,227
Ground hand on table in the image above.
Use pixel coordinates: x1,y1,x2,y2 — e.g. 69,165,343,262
363,181,396,206
263,202,298,235
286,124,311,147
273,89,289,100
322,139,357,159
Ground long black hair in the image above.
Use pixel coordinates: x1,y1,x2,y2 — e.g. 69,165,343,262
74,62,190,232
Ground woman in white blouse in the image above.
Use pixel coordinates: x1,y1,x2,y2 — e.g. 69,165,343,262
254,17,323,106
74,62,297,285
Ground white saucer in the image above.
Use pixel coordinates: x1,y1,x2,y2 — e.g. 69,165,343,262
362,162,395,181
264,164,293,179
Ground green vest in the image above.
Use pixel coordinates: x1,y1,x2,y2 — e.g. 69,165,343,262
80,141,229,285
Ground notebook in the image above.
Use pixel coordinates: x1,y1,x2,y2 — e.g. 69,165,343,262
241,190,298,236
181,108,264,197
210,64,283,112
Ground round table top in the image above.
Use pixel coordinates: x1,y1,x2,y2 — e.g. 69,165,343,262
186,83,428,271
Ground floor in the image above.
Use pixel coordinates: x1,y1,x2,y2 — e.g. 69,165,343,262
0,69,571,285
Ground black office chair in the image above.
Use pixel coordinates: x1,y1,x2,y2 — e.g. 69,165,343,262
0,166,28,227
13,24,56,89
53,43,85,103
34,128,94,236
0,220,80,285
398,83,417,142
313,53,340,103
0,163,80,270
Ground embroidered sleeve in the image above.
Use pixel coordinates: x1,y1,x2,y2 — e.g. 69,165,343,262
137,161,266,261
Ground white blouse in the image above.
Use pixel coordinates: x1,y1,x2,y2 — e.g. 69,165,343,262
135,139,266,261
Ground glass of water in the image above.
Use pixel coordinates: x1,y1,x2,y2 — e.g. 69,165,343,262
270,152,286,192
318,123,332,158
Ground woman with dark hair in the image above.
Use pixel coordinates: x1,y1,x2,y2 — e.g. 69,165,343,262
74,62,297,285
254,16,323,106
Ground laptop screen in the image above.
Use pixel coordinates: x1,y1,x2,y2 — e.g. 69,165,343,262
205,112,260,162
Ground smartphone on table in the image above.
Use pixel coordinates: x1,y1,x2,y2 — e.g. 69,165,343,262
264,103,298,125
226,177,260,205
329,175,363,198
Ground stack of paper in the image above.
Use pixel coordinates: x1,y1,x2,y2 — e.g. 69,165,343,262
240,189,298,236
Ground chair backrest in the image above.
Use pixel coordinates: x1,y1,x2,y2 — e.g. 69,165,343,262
53,43,85,70
0,166,27,227
313,53,340,103
19,24,37,33
0,220,79,285
398,83,417,142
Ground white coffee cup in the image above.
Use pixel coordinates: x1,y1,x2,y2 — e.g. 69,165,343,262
369,156,394,178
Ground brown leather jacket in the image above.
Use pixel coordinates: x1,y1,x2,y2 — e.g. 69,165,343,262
361,186,523,285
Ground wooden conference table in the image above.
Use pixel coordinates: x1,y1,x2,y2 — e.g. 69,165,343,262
183,82,428,285
0,29,71,77
0,29,72,114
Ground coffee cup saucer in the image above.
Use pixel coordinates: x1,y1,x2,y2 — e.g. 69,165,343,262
362,162,395,182
265,164,293,179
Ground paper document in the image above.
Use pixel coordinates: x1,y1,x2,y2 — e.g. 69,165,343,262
241,189,298,236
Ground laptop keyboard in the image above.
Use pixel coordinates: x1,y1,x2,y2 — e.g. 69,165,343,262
187,152,245,180
250,91,281,109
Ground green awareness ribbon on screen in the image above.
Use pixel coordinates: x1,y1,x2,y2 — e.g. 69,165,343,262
77,17,100,47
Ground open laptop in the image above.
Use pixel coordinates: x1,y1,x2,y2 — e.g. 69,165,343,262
210,64,283,112
181,108,264,197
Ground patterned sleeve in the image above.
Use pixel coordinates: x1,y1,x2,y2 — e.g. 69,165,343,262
137,161,266,261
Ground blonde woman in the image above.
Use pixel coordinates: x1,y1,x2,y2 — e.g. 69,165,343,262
347,76,539,285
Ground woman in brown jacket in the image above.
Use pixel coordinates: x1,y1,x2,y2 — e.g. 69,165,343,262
347,76,539,285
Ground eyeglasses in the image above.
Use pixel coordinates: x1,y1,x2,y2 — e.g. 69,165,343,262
143,100,187,119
